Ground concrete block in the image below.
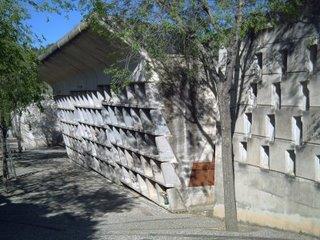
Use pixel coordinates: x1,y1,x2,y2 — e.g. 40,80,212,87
155,136,177,163
150,109,169,135
161,162,181,187
302,108,320,145
309,72,320,107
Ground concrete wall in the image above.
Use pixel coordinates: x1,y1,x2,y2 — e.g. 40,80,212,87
11,95,62,150
214,22,320,236
51,49,216,211
41,21,320,235
160,73,217,208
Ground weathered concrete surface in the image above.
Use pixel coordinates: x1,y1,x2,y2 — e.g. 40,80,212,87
11,95,62,150
40,25,217,210
215,22,320,236
0,148,317,240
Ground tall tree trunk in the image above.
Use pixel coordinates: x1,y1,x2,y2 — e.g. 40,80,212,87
217,81,238,231
16,112,23,153
1,122,9,191
216,0,243,231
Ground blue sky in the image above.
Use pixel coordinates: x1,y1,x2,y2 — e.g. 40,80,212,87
26,8,83,47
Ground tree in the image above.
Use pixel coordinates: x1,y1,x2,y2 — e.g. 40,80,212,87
74,0,310,231
0,0,40,188
0,0,77,189
0,1,45,187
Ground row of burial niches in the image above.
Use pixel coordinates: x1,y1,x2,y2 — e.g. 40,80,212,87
63,132,172,188
59,96,168,137
63,131,178,208
59,106,167,147
56,82,150,110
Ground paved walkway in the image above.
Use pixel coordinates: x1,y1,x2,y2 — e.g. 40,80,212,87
0,148,317,240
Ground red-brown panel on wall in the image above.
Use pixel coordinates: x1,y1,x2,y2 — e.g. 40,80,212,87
188,161,215,187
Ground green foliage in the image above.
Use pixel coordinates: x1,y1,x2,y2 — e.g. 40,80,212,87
268,0,304,21
0,0,48,127
84,0,308,91
0,0,81,128
104,65,132,93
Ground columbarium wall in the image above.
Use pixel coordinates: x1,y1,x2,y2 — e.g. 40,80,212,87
53,57,216,211
214,22,320,236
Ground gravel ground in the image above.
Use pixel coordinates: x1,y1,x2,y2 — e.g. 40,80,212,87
0,147,318,240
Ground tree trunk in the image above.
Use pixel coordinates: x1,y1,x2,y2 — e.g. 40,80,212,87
0,123,9,191
216,0,243,231
16,112,23,153
217,81,238,231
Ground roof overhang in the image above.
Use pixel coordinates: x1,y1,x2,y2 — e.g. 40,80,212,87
39,21,130,84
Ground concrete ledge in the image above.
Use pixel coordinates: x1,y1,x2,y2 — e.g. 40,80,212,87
213,204,320,237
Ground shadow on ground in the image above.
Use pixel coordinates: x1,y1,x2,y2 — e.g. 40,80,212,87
0,194,96,240
0,148,136,240
13,147,68,169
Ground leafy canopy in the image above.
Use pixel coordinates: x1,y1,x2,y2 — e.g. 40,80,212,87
0,0,76,126
78,0,308,91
